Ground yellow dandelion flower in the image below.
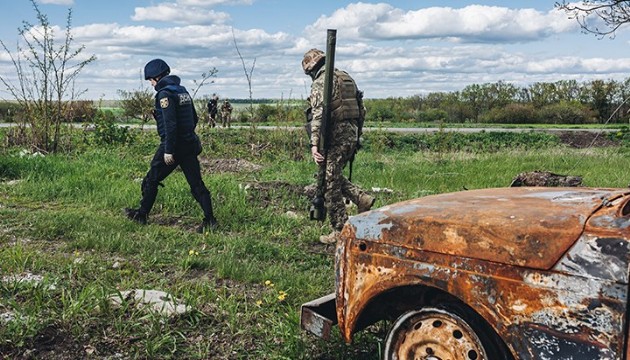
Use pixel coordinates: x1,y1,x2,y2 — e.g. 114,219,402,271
188,250,195,256
264,280,273,286
278,294,286,301
256,300,263,306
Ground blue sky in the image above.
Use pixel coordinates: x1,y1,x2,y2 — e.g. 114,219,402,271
0,0,629,100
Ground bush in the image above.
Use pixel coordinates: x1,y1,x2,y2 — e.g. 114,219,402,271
0,102,23,122
63,100,97,122
86,110,134,146
610,126,630,145
414,108,448,123
368,102,396,122
538,101,596,124
255,104,279,122
481,103,538,124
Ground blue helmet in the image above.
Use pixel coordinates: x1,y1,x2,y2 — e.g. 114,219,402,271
144,59,170,80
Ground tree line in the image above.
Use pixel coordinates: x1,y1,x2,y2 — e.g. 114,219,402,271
364,78,630,125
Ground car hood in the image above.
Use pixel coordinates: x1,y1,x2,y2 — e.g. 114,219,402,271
345,187,629,269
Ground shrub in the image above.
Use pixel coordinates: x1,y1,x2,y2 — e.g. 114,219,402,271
0,102,22,122
255,104,279,122
63,101,97,122
414,108,448,123
86,110,134,146
367,102,396,122
538,101,596,124
481,103,538,124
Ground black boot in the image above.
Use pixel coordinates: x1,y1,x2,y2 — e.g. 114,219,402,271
125,208,147,225
196,217,218,233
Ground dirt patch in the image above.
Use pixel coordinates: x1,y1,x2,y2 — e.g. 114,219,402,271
199,158,262,173
4,325,85,360
556,131,617,148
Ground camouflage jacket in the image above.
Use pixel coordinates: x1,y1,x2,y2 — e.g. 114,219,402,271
308,67,361,148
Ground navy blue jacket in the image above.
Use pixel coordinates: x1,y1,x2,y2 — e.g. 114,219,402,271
153,75,198,154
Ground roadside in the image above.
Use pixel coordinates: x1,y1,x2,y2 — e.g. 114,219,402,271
0,122,619,149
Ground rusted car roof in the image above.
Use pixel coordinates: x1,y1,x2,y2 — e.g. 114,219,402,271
348,187,630,270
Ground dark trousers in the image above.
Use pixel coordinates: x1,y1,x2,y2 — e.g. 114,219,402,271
139,145,214,221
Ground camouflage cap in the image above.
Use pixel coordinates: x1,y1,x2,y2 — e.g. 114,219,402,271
302,48,325,74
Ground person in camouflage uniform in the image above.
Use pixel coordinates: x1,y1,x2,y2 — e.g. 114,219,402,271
220,99,233,128
302,48,375,244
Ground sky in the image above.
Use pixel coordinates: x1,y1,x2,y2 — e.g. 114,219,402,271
0,0,629,101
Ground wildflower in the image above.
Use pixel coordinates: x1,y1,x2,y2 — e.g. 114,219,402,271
189,250,195,256
264,280,274,287
277,293,286,301
256,300,263,306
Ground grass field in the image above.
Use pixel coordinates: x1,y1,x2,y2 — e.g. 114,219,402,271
1,127,629,359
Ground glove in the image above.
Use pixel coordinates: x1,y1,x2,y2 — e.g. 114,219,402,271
164,153,175,165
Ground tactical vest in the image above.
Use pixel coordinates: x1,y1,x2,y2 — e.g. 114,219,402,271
331,70,361,121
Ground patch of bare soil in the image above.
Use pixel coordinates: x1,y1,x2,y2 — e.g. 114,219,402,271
3,325,84,360
199,158,262,173
556,131,617,148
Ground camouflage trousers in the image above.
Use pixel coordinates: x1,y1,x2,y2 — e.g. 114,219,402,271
221,112,231,128
324,141,364,231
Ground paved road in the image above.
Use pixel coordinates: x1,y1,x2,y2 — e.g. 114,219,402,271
0,122,616,134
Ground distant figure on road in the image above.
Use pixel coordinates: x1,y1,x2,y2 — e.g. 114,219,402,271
207,93,218,128
302,48,374,244
125,58,218,233
220,99,233,128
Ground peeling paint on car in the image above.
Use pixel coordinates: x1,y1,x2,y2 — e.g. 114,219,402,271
301,187,630,359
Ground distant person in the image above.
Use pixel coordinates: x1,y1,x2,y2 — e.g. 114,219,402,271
220,99,233,128
125,58,218,233
302,48,374,244
207,94,218,128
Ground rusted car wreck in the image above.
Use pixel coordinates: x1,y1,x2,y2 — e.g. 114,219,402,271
301,187,630,359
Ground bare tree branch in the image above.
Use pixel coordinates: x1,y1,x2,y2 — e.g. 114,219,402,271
556,0,630,36
232,27,256,121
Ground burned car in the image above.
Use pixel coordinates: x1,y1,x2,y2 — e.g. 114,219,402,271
301,187,630,360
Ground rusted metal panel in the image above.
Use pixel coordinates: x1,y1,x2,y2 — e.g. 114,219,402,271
349,187,629,269
300,293,337,340
333,187,630,359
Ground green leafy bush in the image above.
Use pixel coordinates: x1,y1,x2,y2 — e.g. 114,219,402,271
86,110,134,146
63,100,97,122
481,103,539,124
0,101,22,122
414,108,448,123
538,101,596,124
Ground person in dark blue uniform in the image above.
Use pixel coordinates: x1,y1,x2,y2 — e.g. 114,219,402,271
125,58,218,233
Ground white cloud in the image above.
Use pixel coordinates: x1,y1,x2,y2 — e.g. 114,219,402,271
132,4,231,25
306,3,578,43
4,1,630,100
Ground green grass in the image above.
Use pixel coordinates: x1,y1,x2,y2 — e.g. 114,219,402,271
1,128,629,359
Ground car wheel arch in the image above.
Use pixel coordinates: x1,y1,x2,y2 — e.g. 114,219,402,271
348,284,514,359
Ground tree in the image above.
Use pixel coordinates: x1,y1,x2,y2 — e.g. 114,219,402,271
555,1,630,36
0,0,95,152
117,78,154,127
232,28,256,121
